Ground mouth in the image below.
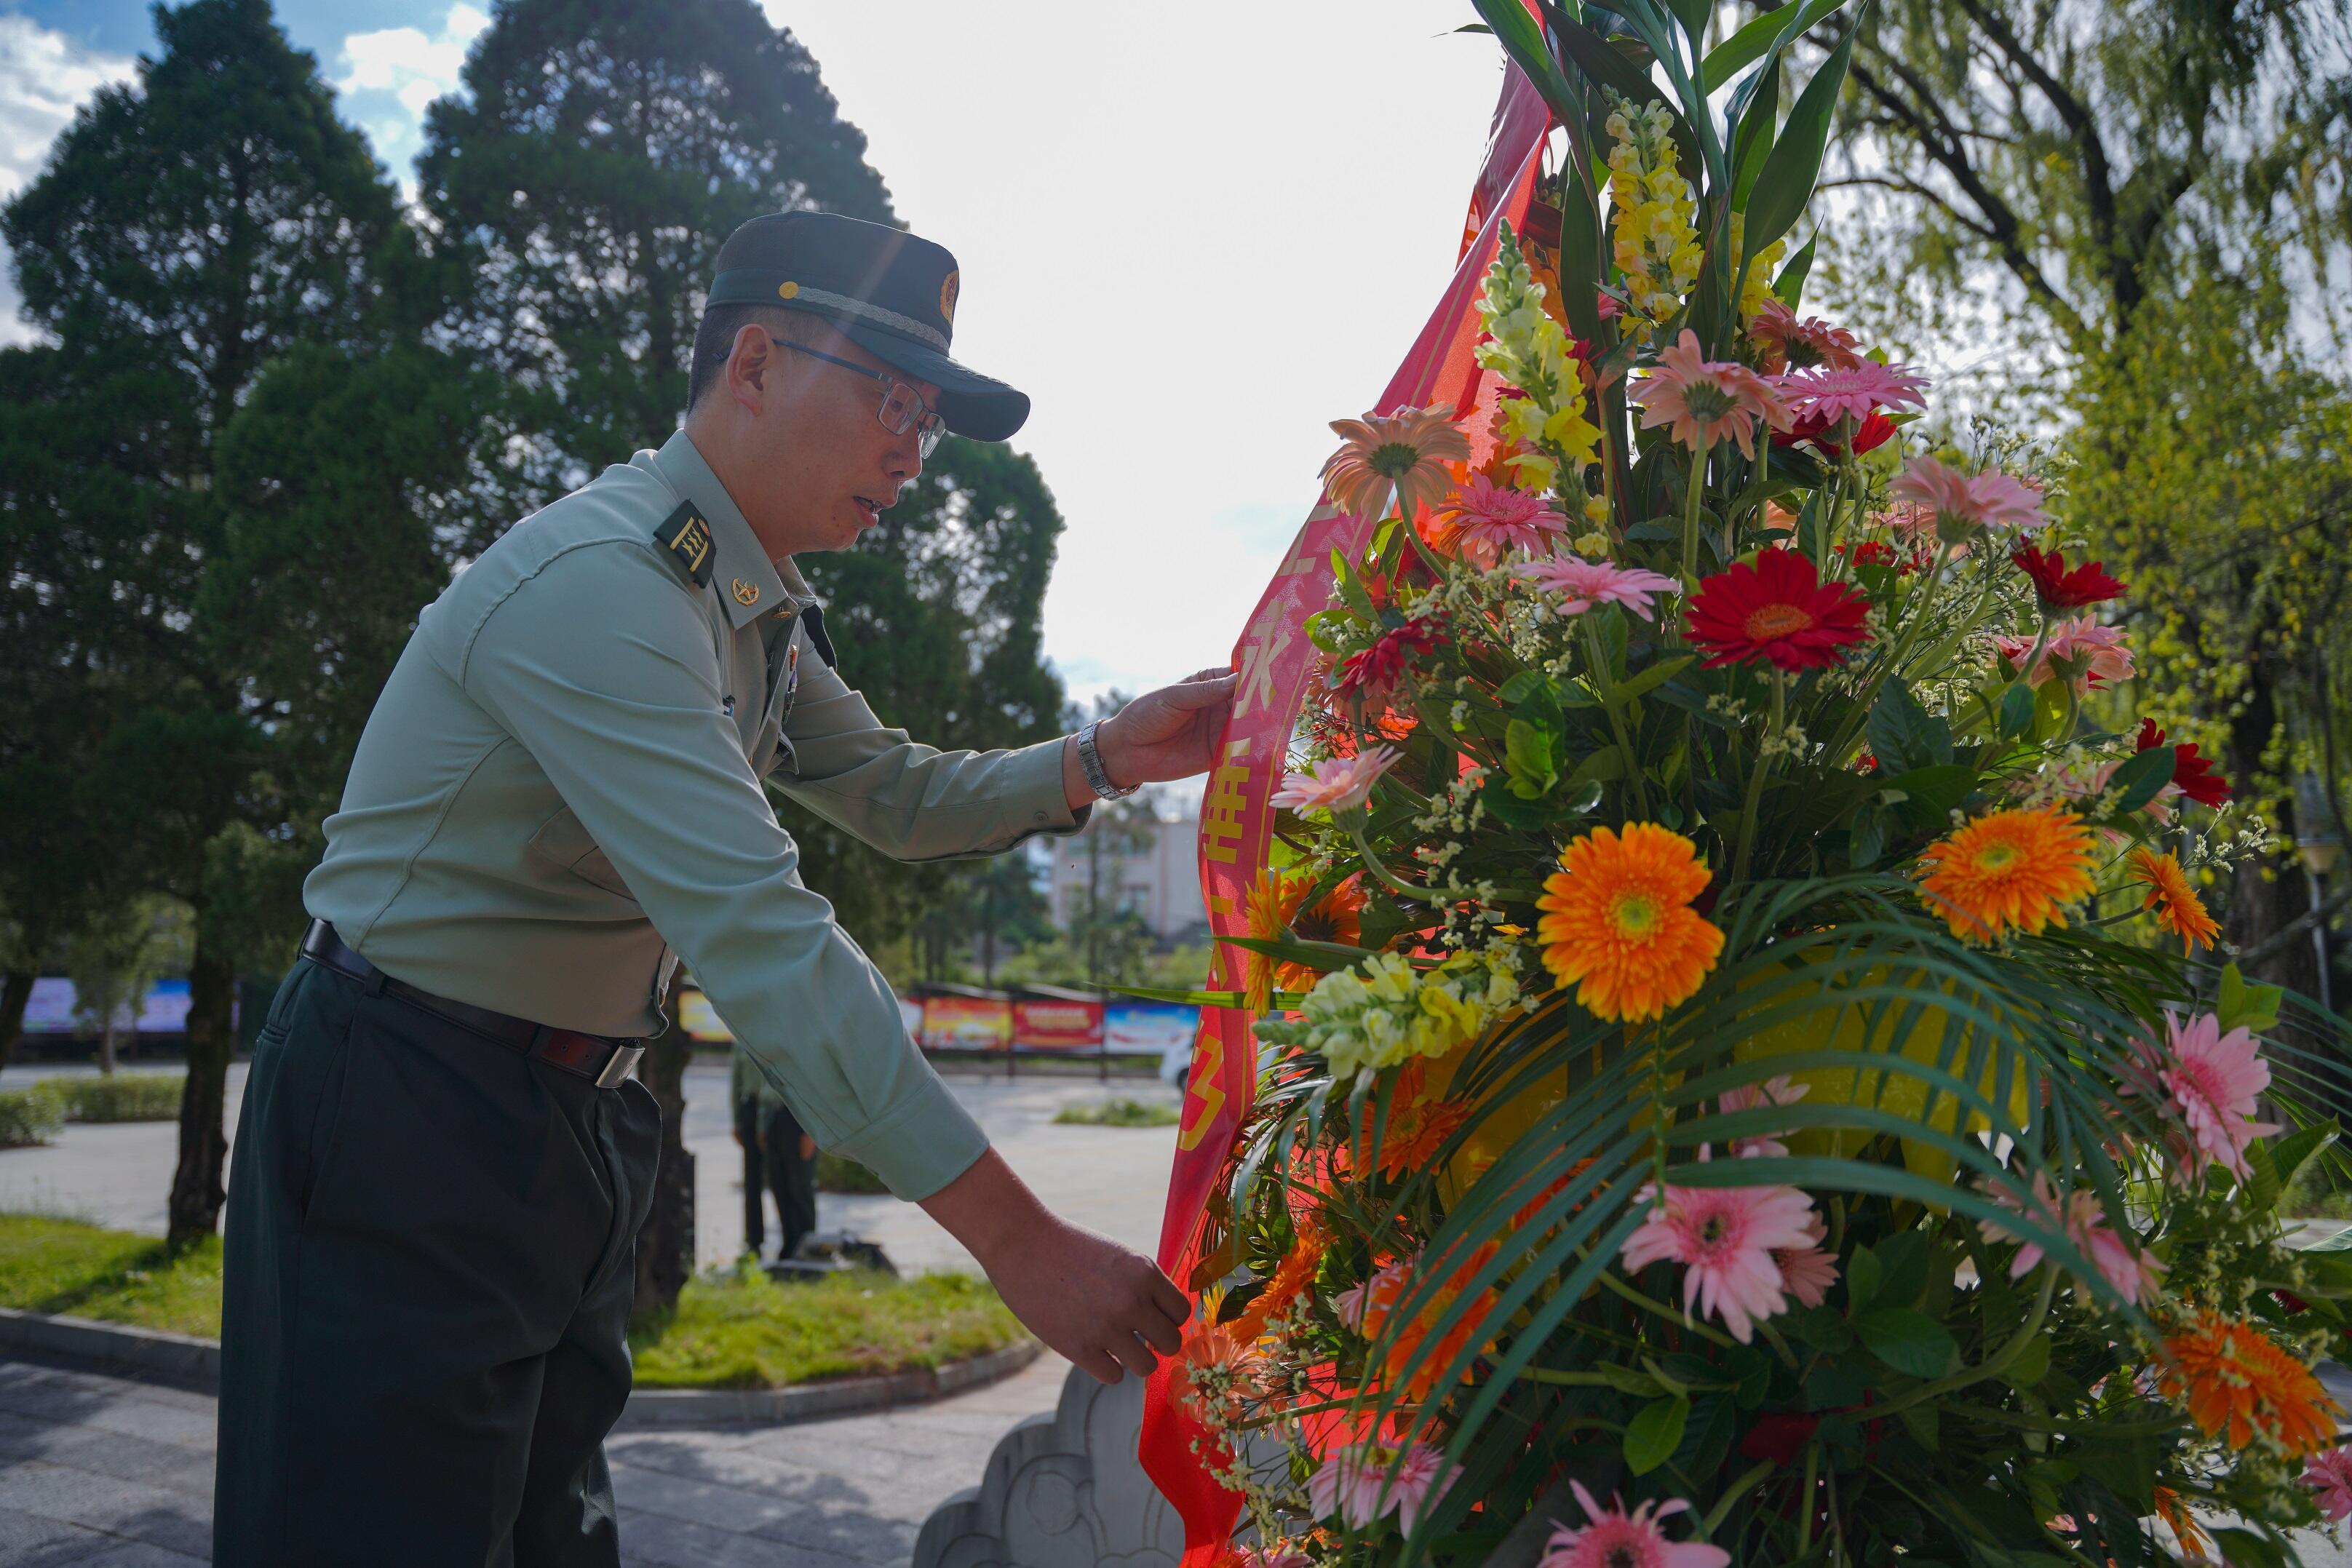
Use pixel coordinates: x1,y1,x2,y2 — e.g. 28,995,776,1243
851,495,883,528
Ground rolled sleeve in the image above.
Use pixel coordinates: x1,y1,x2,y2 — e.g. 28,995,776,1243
458,544,986,1200
774,659,1088,861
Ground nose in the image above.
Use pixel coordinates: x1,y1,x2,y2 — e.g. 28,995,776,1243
889,423,923,485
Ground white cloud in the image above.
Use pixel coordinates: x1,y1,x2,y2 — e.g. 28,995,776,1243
774,4,1506,704
0,16,135,346
333,2,490,194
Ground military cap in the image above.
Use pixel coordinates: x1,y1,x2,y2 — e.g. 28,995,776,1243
705,210,1029,442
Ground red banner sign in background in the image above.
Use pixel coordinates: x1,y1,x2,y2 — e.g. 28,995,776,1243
1137,69,1553,1562
1012,998,1105,1050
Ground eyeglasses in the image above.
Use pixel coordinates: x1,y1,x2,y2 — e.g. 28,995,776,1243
770,338,947,458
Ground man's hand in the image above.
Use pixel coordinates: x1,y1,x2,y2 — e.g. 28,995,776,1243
1062,667,1236,810
920,1148,1187,1383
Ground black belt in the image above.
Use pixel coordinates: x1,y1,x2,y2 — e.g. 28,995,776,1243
299,920,646,1089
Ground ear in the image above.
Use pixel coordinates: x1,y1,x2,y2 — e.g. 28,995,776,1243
726,322,779,413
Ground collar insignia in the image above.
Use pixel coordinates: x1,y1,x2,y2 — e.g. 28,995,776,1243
655,501,715,589
731,576,760,607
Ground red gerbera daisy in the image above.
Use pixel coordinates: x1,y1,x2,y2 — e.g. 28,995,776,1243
2013,544,2126,610
1335,618,1441,697
2135,718,2233,808
1685,549,1873,671
1772,407,1897,458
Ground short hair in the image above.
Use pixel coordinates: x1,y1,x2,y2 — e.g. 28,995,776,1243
686,303,833,411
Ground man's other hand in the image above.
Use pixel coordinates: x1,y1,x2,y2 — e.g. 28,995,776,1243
919,1148,1188,1383
1099,668,1237,787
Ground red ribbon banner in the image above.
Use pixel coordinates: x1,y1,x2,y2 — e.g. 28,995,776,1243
1137,66,1553,1564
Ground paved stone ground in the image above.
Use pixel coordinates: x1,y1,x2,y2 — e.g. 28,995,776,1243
0,1060,1182,1273
0,1344,1078,1567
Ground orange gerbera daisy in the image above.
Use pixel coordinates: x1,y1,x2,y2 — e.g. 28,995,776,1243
1916,806,2098,942
1363,1240,1502,1401
1536,823,1725,1022
2161,1312,2340,1454
1322,405,1471,522
1242,869,1367,1010
2130,848,2221,953
1246,1219,1329,1333
1361,1061,1471,1178
2153,1487,2212,1561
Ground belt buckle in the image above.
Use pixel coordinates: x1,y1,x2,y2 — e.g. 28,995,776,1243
595,1043,645,1090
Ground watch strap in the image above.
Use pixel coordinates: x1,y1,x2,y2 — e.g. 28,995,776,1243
1077,720,1140,801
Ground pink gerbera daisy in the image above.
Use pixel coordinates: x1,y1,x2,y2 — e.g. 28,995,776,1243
1774,361,1931,426
1889,456,2048,540
2305,1445,2352,1521
1271,747,1401,814
1634,330,1793,460
1748,298,1863,373
1993,617,2136,695
1426,474,1568,569
1307,1441,1461,1534
1619,1173,1818,1342
2147,1009,2279,1183
1775,1212,1840,1308
1720,1073,1810,1158
1514,557,1684,621
1538,1481,1730,1568
1979,1171,2165,1306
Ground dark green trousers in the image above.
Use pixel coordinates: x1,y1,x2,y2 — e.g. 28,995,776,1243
216,957,661,1566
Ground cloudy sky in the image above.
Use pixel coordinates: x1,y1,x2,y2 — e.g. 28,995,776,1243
1,1,1506,703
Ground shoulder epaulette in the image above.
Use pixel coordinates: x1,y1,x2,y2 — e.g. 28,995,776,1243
653,501,715,589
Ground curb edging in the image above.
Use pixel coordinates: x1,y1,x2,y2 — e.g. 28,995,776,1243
0,1305,1043,1425
613,1337,1044,1428
0,1305,219,1388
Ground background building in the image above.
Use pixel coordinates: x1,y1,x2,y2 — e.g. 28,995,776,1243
1040,797,1204,943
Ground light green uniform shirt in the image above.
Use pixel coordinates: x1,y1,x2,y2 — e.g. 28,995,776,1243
305,429,1084,1199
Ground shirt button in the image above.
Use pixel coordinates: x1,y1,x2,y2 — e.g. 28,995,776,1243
1033,811,1047,824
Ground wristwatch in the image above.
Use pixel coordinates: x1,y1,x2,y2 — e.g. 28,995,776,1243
1076,720,1140,800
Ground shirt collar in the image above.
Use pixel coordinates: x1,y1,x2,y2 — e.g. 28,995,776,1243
644,430,795,631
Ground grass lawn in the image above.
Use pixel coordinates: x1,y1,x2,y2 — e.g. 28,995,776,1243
627,1265,1025,1389
1052,1096,1180,1128
0,1214,1026,1388
0,1214,225,1337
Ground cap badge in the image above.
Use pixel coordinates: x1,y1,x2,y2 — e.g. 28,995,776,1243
939,269,959,325
776,281,800,300
731,577,761,607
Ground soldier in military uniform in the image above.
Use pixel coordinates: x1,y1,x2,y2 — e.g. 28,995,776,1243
215,211,1231,1565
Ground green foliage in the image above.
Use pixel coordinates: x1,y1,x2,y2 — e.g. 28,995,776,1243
418,0,894,468
0,1087,65,1148
0,0,425,1237
45,1074,187,1124
1815,0,2352,998
624,1264,1025,1388
1052,1097,1182,1128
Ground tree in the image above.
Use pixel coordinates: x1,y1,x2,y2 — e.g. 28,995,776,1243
1813,0,2352,998
66,897,186,1075
418,0,894,474
0,0,413,1242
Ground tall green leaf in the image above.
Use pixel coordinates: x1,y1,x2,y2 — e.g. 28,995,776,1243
1741,9,1865,268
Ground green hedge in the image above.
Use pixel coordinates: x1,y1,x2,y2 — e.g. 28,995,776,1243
0,1086,65,1148
47,1074,183,1123
0,1073,185,1145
